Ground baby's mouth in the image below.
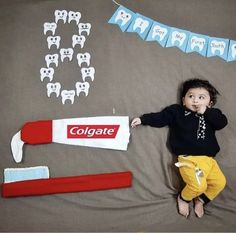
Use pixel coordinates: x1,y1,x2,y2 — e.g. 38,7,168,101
192,105,198,111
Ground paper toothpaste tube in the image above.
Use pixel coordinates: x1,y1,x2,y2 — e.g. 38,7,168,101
11,116,130,163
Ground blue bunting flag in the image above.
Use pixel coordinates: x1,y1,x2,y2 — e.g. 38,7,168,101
166,27,190,52
108,6,135,32
186,33,209,57
146,21,170,47
227,40,236,62
207,37,229,61
126,13,153,40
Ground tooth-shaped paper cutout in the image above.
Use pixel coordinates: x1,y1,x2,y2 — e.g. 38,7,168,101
108,5,135,32
46,82,61,97
115,9,132,26
108,6,135,32
210,40,226,56
171,31,187,47
61,90,76,104
40,67,54,82
77,52,91,67
227,40,236,62
146,22,170,47
42,10,96,104
68,11,81,24
207,37,229,60
55,10,68,24
47,36,61,49
78,23,91,36
81,67,95,82
72,35,86,48
45,54,59,67
75,81,90,97
166,27,189,52
43,22,57,35
185,33,209,56
133,17,149,34
190,36,206,52
151,25,168,41
126,13,153,40
231,44,236,59
60,48,74,62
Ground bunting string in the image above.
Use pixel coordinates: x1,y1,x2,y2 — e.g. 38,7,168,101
112,0,122,6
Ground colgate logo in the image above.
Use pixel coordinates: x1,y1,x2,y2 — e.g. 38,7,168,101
67,125,120,139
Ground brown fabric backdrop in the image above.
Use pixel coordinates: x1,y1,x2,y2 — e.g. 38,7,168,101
0,0,236,231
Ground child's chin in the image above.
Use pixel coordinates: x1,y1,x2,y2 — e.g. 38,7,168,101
190,108,198,112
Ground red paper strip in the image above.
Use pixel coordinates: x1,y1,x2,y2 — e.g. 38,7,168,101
2,171,132,198
21,120,52,144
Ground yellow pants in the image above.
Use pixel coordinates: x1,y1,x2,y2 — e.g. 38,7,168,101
177,155,226,202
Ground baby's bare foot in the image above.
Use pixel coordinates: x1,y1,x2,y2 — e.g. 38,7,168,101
194,198,204,218
177,195,189,218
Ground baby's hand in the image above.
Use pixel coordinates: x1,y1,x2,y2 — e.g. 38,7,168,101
131,118,141,128
196,105,207,114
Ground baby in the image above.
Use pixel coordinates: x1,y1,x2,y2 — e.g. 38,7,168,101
131,78,228,218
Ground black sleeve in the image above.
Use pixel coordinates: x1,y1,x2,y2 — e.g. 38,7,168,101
140,104,178,128
204,107,228,130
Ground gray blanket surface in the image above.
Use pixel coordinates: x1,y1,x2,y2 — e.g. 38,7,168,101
1,0,236,231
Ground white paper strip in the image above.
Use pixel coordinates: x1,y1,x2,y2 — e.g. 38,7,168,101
53,116,130,151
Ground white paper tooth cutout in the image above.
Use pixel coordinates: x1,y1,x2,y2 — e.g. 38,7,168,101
232,44,236,59
78,23,91,36
72,35,86,48
190,36,205,51
45,54,59,67
55,10,68,24
152,25,168,41
47,36,61,49
41,9,94,105
44,22,57,35
40,67,54,82
77,52,91,67
210,40,226,55
61,90,75,104
60,48,74,62
47,82,61,97
171,31,186,46
133,18,149,34
115,10,132,26
68,11,81,24
75,82,90,96
81,67,95,81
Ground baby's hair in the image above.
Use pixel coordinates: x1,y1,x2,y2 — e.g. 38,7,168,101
180,78,220,106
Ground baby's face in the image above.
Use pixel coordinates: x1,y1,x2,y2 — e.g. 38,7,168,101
182,87,211,112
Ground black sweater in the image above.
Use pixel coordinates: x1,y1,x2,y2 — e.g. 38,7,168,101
140,104,228,157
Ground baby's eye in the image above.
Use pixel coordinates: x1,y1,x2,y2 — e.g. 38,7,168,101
189,94,194,98
199,96,205,100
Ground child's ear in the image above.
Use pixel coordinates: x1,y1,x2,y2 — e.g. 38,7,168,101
182,97,185,105
208,101,213,107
